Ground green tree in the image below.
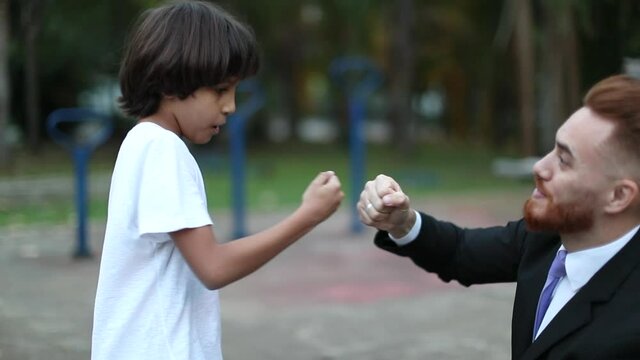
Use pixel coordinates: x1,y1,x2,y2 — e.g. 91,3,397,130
225,0,305,141
8,0,156,152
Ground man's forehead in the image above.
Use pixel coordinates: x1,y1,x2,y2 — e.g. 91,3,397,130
556,107,615,160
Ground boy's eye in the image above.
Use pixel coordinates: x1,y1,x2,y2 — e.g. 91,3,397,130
214,86,228,94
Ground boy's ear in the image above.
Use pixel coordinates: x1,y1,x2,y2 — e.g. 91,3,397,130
605,179,639,214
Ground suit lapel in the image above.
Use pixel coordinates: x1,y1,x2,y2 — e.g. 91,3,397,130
512,245,558,358
520,232,640,360
521,300,591,360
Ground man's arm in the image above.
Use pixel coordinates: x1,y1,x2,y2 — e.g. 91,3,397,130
358,174,525,286
379,211,528,286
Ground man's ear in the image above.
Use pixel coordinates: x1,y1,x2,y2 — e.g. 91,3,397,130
605,179,639,214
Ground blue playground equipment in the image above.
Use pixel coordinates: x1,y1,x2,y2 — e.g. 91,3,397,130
329,57,383,233
228,79,265,239
46,108,113,258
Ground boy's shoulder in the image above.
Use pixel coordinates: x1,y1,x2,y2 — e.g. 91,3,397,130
124,122,183,146
127,121,168,137
116,122,190,164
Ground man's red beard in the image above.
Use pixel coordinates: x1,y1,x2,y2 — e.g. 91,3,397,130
523,191,595,233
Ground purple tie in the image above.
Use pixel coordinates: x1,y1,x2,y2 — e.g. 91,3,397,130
533,249,567,339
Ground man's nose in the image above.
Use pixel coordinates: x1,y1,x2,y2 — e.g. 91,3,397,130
532,154,551,181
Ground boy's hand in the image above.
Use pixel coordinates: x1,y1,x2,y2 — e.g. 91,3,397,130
299,171,344,225
357,174,415,238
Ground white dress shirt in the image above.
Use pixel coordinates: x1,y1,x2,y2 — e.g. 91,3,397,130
534,225,639,339
389,210,422,245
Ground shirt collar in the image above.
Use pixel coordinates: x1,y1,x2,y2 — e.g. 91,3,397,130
561,225,640,292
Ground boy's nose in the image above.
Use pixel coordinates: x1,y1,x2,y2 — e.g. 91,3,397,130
222,99,236,115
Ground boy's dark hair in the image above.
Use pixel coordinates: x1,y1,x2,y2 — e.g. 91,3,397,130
119,0,259,118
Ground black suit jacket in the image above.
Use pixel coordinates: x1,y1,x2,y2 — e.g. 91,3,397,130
374,212,640,359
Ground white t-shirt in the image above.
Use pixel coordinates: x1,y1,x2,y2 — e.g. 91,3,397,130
92,122,221,360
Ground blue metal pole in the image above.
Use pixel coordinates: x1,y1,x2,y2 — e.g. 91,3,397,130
230,122,246,239
329,57,382,234
228,80,265,239
73,148,91,258
349,98,365,233
46,108,112,259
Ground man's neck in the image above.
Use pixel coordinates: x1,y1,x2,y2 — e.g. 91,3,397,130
561,216,640,252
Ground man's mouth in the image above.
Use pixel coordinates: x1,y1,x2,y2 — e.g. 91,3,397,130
532,188,546,199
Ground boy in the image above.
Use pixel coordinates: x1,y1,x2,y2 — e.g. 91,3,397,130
91,2,344,359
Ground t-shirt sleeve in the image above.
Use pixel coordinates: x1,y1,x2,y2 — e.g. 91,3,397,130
136,136,212,238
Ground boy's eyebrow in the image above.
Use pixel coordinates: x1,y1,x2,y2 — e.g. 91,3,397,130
222,76,240,84
215,77,239,87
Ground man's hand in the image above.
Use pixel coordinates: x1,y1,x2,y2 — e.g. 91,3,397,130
357,174,416,238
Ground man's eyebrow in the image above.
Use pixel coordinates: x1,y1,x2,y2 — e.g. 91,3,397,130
556,140,573,157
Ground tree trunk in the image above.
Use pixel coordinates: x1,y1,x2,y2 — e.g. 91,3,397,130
277,32,302,141
563,5,581,115
22,0,42,152
539,8,562,153
539,1,578,152
513,0,536,156
387,0,415,153
0,0,9,168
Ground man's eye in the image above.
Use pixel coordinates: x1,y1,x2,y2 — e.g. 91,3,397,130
214,86,228,94
558,155,567,165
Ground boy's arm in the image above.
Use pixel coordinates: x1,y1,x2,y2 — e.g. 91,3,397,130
172,171,343,290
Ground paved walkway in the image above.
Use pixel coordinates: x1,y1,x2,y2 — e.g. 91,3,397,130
0,188,531,360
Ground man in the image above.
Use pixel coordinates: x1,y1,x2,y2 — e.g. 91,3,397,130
358,74,640,359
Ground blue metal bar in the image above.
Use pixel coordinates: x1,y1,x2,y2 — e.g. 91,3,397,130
46,108,112,258
228,80,265,239
329,57,383,233
349,99,365,233
73,148,91,258
230,117,247,239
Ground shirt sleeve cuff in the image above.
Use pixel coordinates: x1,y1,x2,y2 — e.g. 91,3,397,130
389,210,421,246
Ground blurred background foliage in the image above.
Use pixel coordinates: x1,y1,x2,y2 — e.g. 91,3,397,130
1,0,640,225
2,0,640,162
